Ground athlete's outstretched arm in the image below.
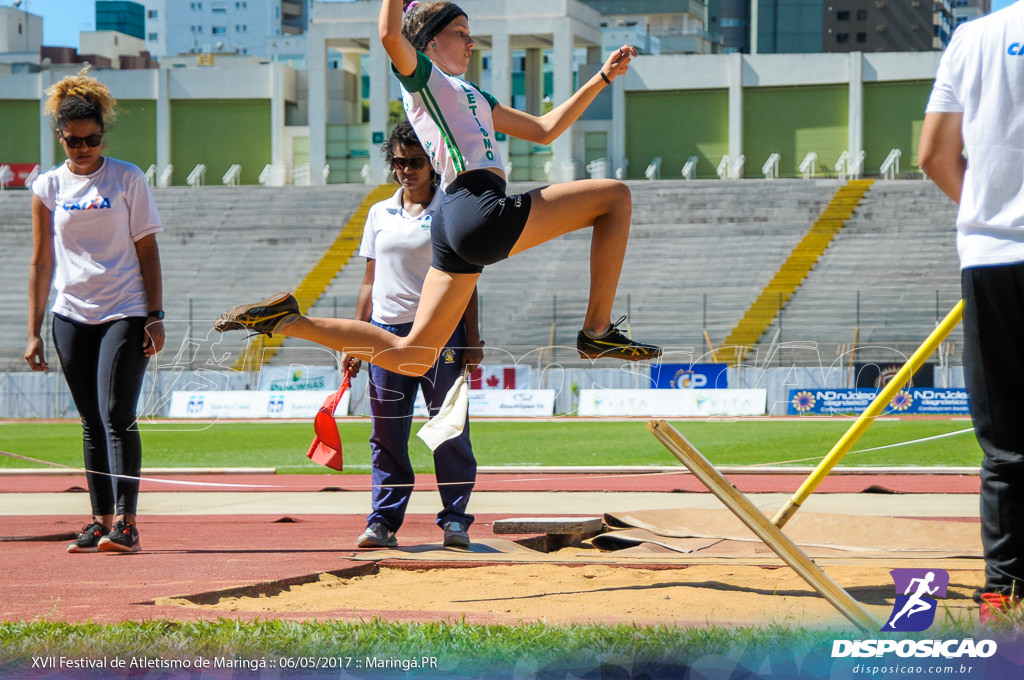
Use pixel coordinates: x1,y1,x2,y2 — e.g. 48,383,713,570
492,46,636,145
379,0,417,75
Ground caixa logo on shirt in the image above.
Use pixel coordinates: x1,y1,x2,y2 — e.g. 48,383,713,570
1008,42,1024,55
62,196,111,211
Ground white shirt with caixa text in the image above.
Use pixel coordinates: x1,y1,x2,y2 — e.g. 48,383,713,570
32,157,163,323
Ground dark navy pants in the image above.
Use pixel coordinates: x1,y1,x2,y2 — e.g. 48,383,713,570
52,313,149,517
366,319,476,531
963,263,1024,596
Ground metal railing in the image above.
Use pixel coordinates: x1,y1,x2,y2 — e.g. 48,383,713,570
644,156,662,180
799,152,818,179
258,163,286,186
222,164,242,186
186,164,207,187
681,155,698,180
849,150,866,180
292,163,311,186
730,154,746,179
144,164,157,187
717,154,730,180
880,148,902,180
761,153,781,180
834,151,850,181
0,165,12,191
25,165,40,187
586,157,609,179
158,165,174,188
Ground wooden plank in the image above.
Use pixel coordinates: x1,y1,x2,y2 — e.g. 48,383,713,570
647,419,879,632
492,517,604,535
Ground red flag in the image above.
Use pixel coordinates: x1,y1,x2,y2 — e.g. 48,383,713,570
305,372,350,471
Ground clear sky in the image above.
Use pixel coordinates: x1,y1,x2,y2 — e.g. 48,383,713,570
12,0,95,49
8,0,1019,51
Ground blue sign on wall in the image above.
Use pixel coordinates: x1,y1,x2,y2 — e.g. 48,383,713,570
651,363,729,390
787,388,970,415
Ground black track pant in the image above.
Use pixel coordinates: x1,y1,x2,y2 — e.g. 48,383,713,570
963,263,1024,596
52,314,149,516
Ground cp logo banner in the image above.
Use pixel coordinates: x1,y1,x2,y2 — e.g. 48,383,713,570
882,568,949,632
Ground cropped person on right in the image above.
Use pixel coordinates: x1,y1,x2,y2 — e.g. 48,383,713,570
919,0,1024,622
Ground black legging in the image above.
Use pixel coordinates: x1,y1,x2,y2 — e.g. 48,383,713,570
962,263,1024,597
52,314,149,516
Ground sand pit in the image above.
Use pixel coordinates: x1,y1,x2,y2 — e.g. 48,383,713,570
158,561,982,627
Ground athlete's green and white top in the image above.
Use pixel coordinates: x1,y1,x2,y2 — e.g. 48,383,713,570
393,51,503,192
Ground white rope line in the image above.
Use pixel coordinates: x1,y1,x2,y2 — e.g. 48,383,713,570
0,427,976,491
744,427,975,468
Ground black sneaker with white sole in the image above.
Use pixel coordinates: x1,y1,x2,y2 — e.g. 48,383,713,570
577,316,662,361
213,292,300,337
98,520,140,553
67,522,108,553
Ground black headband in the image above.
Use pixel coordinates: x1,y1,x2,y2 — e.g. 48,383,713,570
412,4,467,51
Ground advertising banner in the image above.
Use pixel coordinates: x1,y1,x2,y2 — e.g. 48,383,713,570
2,163,39,188
468,365,531,389
577,389,766,417
256,365,340,391
788,387,969,415
856,361,935,388
414,389,556,417
168,390,349,419
650,363,729,389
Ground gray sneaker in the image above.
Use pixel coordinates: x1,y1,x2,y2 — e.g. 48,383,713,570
442,521,470,548
357,522,397,548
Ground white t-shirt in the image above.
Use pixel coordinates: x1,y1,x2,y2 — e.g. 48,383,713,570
32,157,163,323
358,187,442,325
926,2,1024,269
393,51,503,192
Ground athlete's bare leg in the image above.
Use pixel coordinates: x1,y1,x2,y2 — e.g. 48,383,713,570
273,269,480,377
510,178,631,334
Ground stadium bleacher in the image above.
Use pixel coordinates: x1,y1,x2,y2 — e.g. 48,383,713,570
0,179,963,371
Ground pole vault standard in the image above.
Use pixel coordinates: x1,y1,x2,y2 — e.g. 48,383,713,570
647,420,880,631
770,300,964,529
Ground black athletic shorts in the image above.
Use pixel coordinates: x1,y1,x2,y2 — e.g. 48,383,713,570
431,169,533,274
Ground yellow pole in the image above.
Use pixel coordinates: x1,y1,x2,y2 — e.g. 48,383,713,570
703,329,719,363
771,299,964,529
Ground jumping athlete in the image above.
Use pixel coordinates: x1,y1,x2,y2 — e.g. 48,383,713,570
215,0,661,376
348,121,481,549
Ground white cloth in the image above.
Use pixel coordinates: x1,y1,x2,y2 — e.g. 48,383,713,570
926,2,1024,269
416,373,469,451
358,187,441,325
393,51,504,192
32,157,163,323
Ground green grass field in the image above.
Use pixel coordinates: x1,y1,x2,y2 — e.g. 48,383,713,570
0,418,980,473
0,614,998,677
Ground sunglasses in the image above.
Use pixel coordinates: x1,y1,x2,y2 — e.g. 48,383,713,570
59,131,104,149
392,155,430,171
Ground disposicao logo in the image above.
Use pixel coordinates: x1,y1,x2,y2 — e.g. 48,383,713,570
882,568,947,632
831,568,998,660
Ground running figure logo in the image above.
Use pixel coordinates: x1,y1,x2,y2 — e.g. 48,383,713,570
882,568,949,632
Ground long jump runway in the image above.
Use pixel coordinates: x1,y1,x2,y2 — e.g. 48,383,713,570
0,470,984,628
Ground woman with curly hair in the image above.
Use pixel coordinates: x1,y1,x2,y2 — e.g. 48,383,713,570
25,67,165,554
215,0,659,375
